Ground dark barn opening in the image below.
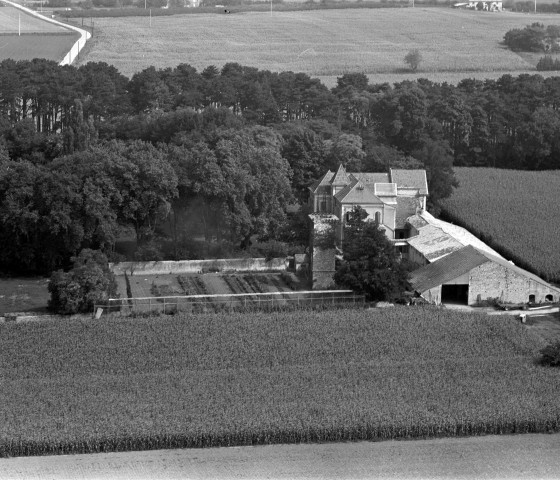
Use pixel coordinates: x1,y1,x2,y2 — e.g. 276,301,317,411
441,284,469,305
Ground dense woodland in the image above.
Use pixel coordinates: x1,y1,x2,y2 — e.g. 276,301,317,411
1,59,560,274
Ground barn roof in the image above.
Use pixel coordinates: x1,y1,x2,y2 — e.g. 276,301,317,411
410,245,560,294
390,169,428,195
406,211,503,262
407,224,466,261
409,246,489,292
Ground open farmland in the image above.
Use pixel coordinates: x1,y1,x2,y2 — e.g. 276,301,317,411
76,8,560,83
1,308,560,457
0,6,78,62
440,168,560,284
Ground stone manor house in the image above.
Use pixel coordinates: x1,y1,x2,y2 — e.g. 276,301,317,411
307,165,560,306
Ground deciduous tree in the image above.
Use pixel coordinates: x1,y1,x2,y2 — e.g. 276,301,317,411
334,207,410,301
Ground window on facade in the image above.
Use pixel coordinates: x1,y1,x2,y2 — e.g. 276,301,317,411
320,200,327,212
545,294,553,302
374,212,381,224
529,294,536,303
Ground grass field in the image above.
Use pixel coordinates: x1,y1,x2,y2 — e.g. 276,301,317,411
1,307,559,457
439,168,560,284
75,8,560,82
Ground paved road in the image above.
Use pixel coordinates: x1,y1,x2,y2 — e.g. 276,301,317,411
3,433,560,479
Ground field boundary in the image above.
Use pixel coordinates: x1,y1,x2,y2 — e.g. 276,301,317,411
0,0,90,65
94,290,365,315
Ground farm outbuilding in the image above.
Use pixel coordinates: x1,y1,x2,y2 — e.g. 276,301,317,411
409,245,560,306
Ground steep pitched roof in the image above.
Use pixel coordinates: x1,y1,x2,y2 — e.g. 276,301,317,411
409,246,489,292
335,178,383,204
390,169,428,195
330,164,351,186
308,170,334,193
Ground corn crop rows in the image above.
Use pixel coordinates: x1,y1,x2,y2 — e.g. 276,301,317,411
440,168,560,283
1,307,559,458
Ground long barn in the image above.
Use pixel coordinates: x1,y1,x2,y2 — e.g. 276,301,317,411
409,245,560,306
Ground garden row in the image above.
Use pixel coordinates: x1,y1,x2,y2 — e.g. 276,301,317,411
1,307,558,457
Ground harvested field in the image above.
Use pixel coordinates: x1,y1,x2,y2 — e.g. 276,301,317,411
1,308,559,458
76,8,560,82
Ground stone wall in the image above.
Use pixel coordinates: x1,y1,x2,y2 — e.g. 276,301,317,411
468,262,560,305
422,285,442,304
111,258,287,276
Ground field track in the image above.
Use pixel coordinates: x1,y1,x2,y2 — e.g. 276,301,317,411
3,433,560,479
76,8,560,83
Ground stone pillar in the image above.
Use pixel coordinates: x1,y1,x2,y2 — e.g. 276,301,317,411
308,214,338,290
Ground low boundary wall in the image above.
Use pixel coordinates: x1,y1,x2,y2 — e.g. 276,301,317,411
110,258,288,276
1,0,91,65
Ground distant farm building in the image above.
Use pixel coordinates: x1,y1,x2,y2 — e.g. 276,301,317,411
454,1,503,11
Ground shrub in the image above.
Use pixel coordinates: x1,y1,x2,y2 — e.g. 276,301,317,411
48,249,118,314
404,49,422,72
540,341,560,367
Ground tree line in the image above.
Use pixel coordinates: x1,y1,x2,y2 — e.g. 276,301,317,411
2,59,560,274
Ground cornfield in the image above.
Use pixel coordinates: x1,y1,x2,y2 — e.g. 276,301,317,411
440,168,560,283
1,307,559,458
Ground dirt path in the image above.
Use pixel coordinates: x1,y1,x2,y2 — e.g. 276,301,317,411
3,433,560,480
